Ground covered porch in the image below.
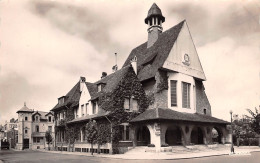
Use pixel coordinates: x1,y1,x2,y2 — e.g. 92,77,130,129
130,108,230,152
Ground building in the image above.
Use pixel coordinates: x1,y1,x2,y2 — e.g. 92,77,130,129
52,3,229,154
16,103,55,150
3,118,18,148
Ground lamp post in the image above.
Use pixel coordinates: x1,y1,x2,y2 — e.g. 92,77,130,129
230,110,235,154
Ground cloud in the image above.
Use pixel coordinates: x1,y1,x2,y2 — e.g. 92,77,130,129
29,1,116,53
165,0,260,46
0,72,32,122
198,36,260,120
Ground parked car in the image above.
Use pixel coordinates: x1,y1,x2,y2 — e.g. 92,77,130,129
1,140,10,149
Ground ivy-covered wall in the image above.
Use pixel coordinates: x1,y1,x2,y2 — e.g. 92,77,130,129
55,66,149,153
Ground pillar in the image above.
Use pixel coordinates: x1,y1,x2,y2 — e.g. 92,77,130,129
130,125,137,148
147,123,161,152
180,125,193,146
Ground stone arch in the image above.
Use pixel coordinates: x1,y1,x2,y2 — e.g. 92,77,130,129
191,127,204,144
165,125,182,145
212,127,223,144
136,125,151,146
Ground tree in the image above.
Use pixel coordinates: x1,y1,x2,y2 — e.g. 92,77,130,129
96,124,110,154
85,120,98,155
45,130,53,151
246,107,260,134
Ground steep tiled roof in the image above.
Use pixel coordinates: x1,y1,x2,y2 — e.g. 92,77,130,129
131,108,229,124
16,103,34,113
87,65,132,100
123,20,185,81
51,81,81,111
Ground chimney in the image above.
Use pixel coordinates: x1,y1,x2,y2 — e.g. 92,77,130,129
145,3,165,48
130,56,137,74
101,72,107,79
80,76,86,92
112,65,118,72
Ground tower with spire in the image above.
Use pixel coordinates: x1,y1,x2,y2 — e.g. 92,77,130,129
145,3,165,48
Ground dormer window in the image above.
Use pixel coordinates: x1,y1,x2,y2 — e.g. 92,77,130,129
58,96,65,105
97,83,106,92
48,116,51,122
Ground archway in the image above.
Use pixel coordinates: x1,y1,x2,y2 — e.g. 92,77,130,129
212,127,222,144
165,126,182,145
191,127,204,144
136,126,150,146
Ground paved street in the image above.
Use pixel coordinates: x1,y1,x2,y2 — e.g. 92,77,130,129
0,149,260,163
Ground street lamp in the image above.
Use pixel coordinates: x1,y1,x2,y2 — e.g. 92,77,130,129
230,110,235,154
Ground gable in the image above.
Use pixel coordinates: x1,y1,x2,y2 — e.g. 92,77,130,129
162,21,206,80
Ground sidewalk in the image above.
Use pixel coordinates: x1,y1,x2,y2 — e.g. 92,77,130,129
36,146,260,160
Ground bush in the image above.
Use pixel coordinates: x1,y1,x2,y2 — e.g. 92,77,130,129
161,144,169,147
147,144,155,147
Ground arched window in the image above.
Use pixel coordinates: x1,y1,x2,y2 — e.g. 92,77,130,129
35,125,39,132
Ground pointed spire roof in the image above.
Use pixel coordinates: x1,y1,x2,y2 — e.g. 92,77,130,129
16,102,34,113
145,3,165,24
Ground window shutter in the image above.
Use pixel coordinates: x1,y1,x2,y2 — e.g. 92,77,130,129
170,80,177,106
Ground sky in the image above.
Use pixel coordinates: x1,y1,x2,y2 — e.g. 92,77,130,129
0,0,259,125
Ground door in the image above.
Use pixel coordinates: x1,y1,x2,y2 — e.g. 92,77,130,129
23,139,29,149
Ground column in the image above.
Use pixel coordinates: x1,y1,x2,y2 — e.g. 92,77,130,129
130,126,137,148
180,125,193,146
147,123,161,152
80,128,83,142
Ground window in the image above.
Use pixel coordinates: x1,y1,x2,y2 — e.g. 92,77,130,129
124,98,138,112
203,109,206,115
25,129,28,134
25,117,28,121
35,125,39,132
131,99,138,111
48,126,52,132
86,103,89,115
33,137,42,143
92,102,97,114
120,125,130,141
58,97,65,104
35,116,39,122
124,98,130,111
170,80,177,107
182,82,191,108
48,116,51,122
98,84,102,92
81,105,84,116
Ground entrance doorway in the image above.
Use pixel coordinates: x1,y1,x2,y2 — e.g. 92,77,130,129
165,126,182,145
191,127,204,144
23,139,29,149
136,126,150,146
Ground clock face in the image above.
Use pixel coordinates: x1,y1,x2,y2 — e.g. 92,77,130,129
184,54,190,62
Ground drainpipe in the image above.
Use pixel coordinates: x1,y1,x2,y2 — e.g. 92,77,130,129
104,115,113,154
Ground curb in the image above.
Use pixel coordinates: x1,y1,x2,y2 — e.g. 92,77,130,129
34,149,260,160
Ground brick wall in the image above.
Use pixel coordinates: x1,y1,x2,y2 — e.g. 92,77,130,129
195,80,211,115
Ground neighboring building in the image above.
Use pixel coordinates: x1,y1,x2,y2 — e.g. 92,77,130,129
3,118,18,148
51,3,229,154
16,103,55,150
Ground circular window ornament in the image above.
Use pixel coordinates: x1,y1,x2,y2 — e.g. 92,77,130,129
182,53,190,66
